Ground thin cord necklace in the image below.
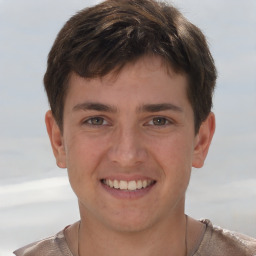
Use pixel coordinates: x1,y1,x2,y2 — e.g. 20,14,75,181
77,215,188,256
77,220,81,256
185,214,188,256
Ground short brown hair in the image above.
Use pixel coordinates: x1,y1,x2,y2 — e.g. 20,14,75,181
44,0,217,133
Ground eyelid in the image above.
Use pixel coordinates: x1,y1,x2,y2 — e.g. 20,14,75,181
144,116,174,126
82,116,110,126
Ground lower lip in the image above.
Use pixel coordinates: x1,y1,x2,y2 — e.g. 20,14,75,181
100,181,156,200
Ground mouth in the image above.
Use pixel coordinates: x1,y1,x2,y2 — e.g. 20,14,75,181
100,179,156,191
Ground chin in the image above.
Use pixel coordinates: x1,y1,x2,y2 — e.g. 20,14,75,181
103,210,156,234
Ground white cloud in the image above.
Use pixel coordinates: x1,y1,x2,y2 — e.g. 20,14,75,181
0,176,72,208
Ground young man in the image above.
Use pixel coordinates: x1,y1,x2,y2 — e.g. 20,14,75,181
14,0,256,255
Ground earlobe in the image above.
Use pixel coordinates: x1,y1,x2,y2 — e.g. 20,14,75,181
192,112,215,168
45,110,67,169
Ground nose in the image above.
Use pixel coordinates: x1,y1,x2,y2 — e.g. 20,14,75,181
107,125,147,167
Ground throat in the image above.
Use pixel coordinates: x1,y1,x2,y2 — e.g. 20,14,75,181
77,215,189,256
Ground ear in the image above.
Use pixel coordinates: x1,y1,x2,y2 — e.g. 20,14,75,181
192,112,215,168
45,110,67,168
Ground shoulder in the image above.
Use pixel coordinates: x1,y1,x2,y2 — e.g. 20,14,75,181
195,219,256,256
13,229,73,256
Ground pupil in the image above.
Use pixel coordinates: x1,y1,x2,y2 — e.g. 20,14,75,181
92,117,103,125
153,118,165,125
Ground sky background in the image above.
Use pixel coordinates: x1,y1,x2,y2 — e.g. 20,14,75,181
0,0,256,255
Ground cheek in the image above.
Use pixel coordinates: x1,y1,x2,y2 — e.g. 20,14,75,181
151,135,194,192
152,135,194,170
65,132,102,166
64,135,104,190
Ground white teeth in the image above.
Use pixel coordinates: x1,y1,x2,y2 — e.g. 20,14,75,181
137,180,142,189
128,181,137,190
142,180,147,188
120,180,128,190
103,179,154,191
109,180,114,188
113,180,119,189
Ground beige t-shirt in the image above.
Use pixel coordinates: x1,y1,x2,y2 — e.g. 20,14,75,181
14,220,256,256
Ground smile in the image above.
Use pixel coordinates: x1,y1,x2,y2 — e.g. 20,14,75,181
101,179,156,191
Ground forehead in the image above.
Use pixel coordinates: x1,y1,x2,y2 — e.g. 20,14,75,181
104,55,185,84
65,56,189,107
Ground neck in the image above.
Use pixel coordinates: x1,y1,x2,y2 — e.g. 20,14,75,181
78,213,187,256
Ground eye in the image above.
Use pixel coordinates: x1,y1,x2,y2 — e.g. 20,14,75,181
152,117,169,126
146,117,172,126
84,117,107,126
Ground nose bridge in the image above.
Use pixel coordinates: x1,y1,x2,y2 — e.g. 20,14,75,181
108,123,146,166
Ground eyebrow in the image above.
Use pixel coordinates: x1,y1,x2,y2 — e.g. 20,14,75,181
73,102,117,113
73,102,183,113
138,103,183,113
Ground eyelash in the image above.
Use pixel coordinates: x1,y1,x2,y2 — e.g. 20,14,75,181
145,117,173,126
83,116,109,126
82,116,173,127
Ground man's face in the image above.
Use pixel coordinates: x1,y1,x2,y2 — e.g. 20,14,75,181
47,56,213,233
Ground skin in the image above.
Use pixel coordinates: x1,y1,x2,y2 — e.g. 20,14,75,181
46,56,215,256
